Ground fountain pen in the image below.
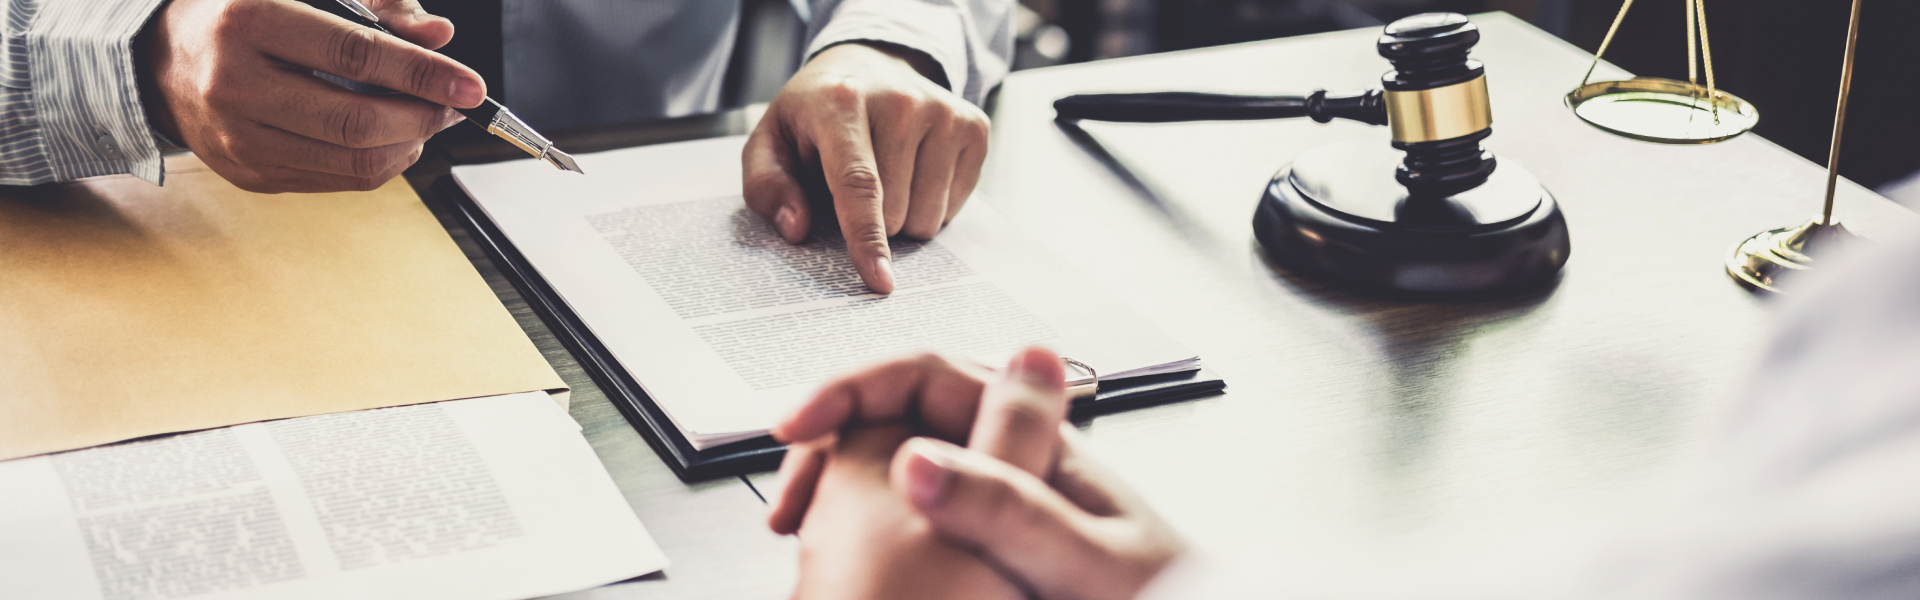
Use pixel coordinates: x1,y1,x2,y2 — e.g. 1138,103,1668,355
322,0,583,173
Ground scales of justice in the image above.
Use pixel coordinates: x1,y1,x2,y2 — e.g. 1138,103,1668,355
1054,1,1870,296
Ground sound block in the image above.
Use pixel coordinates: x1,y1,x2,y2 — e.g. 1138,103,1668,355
1253,142,1570,294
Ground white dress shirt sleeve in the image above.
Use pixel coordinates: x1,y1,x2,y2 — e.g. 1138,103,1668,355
1,0,168,186
803,0,1013,106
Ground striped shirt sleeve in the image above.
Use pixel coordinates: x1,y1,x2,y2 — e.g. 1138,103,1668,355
1,0,168,186
805,0,1014,107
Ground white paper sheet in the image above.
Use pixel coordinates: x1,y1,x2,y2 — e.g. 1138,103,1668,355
0,393,666,600
454,137,1197,448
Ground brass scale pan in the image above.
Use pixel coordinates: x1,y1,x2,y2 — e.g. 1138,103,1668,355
1566,0,1758,144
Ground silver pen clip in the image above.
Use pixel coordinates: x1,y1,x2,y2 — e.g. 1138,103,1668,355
333,0,381,23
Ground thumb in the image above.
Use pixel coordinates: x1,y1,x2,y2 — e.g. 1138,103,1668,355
969,346,1069,476
742,119,812,244
892,437,1109,596
364,0,454,49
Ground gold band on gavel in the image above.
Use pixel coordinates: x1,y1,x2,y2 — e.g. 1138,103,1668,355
1384,75,1493,144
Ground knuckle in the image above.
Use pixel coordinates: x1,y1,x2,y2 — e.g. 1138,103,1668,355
978,476,1032,527
824,80,865,112
231,175,272,194
872,89,917,114
911,352,948,367
352,176,384,192
328,101,380,147
203,75,242,111
838,162,882,198
995,399,1060,434
744,169,788,196
962,115,991,144
404,57,440,101
377,145,423,180
922,116,957,142
347,148,382,178
228,168,286,194
851,221,889,248
212,1,256,39
408,104,443,138
213,133,249,161
326,26,382,80
921,97,956,122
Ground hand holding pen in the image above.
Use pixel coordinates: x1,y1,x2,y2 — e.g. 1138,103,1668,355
321,0,582,173
138,0,574,194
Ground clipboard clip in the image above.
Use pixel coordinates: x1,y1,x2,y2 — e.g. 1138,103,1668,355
1062,356,1098,402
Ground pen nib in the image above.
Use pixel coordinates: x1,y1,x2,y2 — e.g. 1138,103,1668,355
546,148,584,174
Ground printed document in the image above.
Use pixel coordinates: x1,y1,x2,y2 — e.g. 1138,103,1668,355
0,393,666,600
455,136,1197,448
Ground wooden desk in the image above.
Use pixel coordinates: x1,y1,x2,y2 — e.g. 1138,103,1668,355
412,13,1917,598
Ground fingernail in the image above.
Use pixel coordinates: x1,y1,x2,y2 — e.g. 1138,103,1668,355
775,205,798,238
869,255,895,289
441,108,465,129
1008,348,1052,387
905,444,951,508
450,77,483,107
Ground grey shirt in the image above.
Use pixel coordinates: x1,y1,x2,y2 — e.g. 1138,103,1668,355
504,0,1012,130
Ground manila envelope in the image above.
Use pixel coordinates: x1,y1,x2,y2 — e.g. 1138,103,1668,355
0,157,567,460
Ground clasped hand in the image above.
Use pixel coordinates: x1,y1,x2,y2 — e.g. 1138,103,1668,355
138,0,985,293
770,348,1186,600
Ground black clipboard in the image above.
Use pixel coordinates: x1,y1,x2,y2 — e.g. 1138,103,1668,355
437,177,1226,482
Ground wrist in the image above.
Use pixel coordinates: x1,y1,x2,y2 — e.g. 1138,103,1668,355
817,41,949,90
132,1,182,143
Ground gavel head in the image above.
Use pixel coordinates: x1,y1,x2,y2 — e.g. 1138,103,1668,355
1376,13,1496,195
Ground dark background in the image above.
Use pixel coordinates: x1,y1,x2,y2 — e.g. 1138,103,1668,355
1012,0,1918,191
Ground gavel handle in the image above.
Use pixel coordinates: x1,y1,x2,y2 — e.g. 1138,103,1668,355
1053,89,1388,126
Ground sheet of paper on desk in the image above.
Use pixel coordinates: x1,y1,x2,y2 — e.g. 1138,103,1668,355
0,155,567,461
0,392,666,600
454,136,1198,449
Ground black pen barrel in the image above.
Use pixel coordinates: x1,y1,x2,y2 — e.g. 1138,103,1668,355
456,99,504,127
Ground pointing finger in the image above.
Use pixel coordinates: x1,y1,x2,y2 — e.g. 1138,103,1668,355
811,98,894,293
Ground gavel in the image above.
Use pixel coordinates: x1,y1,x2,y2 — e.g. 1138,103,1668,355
1056,13,1569,296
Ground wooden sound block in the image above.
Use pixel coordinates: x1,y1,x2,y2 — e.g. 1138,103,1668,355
1252,142,1571,295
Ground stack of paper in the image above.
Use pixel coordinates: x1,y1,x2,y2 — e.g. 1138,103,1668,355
454,137,1202,449
0,393,666,599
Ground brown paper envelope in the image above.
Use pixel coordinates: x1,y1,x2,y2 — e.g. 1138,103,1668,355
0,157,567,460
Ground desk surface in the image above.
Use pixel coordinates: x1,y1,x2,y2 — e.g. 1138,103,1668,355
412,13,1918,599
